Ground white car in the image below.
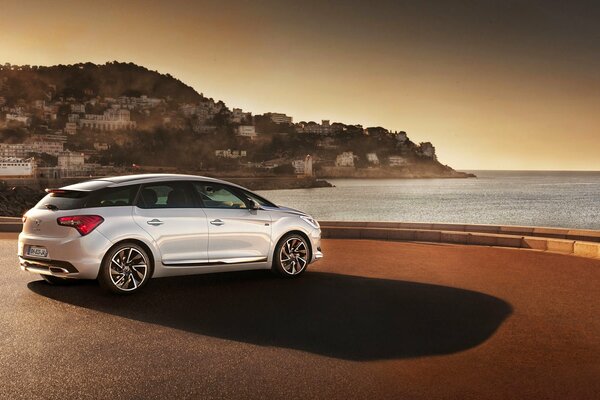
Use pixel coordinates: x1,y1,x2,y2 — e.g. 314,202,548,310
18,174,322,294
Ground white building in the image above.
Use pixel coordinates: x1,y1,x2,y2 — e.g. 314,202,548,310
388,156,408,167
5,113,31,127
366,153,380,165
236,125,257,140
268,113,293,124
215,149,247,159
71,104,86,113
335,151,355,167
79,109,136,131
0,157,35,177
292,155,314,176
58,151,85,169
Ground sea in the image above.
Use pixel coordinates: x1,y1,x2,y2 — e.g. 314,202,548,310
256,171,600,230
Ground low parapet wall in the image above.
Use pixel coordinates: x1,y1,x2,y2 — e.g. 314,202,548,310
320,221,600,242
3,217,600,260
320,221,600,260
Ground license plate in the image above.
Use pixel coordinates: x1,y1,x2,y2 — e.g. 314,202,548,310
27,246,48,258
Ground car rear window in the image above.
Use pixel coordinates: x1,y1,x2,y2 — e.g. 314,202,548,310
35,191,90,210
35,184,140,210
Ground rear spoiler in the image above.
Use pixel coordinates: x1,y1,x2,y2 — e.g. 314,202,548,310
44,188,88,198
45,188,66,194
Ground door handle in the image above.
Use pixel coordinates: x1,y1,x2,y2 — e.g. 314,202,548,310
210,219,225,226
147,219,164,226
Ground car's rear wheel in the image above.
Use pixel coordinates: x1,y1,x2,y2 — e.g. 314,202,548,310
98,242,152,294
272,233,310,278
40,274,72,285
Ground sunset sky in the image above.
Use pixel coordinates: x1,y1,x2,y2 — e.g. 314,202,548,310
1,0,599,170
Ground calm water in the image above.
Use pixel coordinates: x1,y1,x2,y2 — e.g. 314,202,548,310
256,171,600,230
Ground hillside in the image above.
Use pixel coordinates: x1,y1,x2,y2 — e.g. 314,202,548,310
0,62,473,179
0,62,204,103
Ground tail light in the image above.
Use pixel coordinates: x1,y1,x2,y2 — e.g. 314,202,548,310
57,215,104,236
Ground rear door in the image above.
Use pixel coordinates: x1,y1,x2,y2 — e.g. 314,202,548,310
132,181,209,266
192,182,271,263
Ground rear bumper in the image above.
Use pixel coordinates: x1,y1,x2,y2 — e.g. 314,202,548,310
19,256,79,277
18,230,113,279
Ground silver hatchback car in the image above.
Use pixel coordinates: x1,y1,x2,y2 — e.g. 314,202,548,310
18,174,323,294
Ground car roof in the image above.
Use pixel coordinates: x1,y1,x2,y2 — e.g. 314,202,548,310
60,174,247,191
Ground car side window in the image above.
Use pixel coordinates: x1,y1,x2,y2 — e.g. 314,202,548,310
192,182,247,209
85,185,139,208
137,182,196,209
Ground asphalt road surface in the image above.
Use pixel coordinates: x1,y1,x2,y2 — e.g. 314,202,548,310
1,233,599,399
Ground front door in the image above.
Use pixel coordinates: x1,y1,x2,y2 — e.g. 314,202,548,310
133,181,209,265
192,182,271,263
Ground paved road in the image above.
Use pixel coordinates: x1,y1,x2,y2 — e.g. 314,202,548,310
1,233,599,399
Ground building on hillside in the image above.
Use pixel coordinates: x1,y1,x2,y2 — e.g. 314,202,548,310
65,122,78,135
5,113,31,127
29,140,64,156
0,143,27,158
79,109,136,131
366,153,380,165
71,104,86,113
93,142,110,151
231,108,251,124
0,157,35,177
335,151,355,167
58,151,85,169
292,155,314,176
236,125,257,140
296,120,332,134
388,155,408,167
267,113,293,124
215,149,247,159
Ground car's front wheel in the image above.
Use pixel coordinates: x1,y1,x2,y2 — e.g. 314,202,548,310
272,233,310,278
98,242,152,294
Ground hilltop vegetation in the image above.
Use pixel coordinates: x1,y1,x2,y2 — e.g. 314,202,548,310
0,62,203,103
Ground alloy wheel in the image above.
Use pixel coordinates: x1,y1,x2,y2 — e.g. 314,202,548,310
109,247,148,291
279,237,308,275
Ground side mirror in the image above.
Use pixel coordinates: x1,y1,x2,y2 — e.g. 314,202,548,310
247,198,261,210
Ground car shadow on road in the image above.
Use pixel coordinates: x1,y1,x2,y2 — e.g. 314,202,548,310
28,271,512,361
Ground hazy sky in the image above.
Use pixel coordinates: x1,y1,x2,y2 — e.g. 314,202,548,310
1,0,599,170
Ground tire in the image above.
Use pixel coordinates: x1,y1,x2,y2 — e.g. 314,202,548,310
272,233,311,278
40,274,72,285
98,242,152,294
